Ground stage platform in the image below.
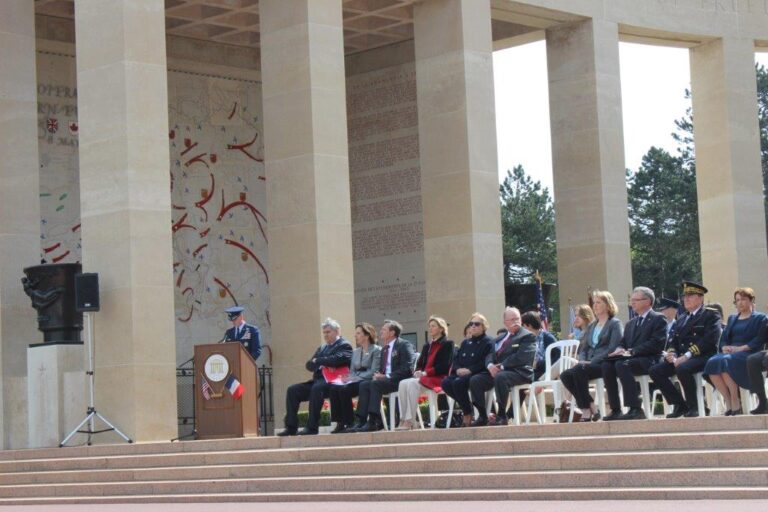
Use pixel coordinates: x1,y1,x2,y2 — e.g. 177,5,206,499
0,416,766,504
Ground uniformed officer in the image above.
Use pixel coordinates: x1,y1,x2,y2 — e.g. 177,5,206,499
648,281,722,418
223,306,262,361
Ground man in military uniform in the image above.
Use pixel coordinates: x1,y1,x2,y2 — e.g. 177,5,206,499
224,306,262,361
649,281,722,418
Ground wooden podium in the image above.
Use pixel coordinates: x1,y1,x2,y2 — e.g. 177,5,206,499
194,342,259,439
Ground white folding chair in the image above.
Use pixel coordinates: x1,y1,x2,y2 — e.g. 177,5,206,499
526,340,580,424
654,372,711,416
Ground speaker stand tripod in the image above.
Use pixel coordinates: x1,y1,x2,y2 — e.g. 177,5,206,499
60,312,133,447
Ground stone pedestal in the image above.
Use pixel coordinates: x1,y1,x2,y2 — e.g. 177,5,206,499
27,344,85,448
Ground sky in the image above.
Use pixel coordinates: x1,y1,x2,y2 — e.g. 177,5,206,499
494,41,768,195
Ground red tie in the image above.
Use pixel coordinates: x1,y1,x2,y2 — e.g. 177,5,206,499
497,333,512,356
380,344,390,373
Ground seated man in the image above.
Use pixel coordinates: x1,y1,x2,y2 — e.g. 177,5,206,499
469,307,537,426
277,318,352,436
223,306,262,361
602,287,667,421
349,320,415,432
649,281,722,418
747,350,768,414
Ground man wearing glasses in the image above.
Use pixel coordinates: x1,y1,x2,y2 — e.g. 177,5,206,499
601,287,667,421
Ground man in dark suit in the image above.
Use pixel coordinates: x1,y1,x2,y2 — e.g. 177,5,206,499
469,307,537,426
350,320,415,432
224,306,262,361
649,281,722,418
277,318,352,436
746,350,768,414
602,287,667,421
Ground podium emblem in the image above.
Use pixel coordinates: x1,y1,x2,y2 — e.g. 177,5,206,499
204,354,229,382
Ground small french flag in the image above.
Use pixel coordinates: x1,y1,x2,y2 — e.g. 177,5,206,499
225,375,245,399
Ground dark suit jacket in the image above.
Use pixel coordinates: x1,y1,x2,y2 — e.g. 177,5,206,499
381,337,416,384
669,306,722,358
578,318,623,364
225,323,262,360
619,310,667,358
485,327,537,381
305,337,353,380
415,336,454,376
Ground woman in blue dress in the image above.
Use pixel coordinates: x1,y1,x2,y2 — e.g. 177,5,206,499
704,287,768,415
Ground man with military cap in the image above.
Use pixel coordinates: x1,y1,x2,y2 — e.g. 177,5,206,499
224,306,262,361
649,281,722,418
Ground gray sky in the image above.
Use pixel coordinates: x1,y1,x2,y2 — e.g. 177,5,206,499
494,42,768,195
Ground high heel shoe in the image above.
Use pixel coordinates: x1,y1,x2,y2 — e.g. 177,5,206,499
591,411,601,422
730,408,743,416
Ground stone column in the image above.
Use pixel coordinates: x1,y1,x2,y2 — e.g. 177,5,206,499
74,0,177,442
690,38,768,305
546,19,632,324
0,0,41,449
413,0,505,331
260,0,355,427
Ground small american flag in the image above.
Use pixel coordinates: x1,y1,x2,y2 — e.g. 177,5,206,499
201,375,212,400
534,271,549,331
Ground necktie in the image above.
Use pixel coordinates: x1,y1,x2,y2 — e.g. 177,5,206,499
380,343,390,373
497,333,511,355
636,316,644,329
235,326,240,338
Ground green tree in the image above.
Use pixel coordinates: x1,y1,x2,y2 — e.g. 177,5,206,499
499,165,557,284
627,147,701,298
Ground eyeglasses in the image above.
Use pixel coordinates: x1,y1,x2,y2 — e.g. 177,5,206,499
468,321,483,327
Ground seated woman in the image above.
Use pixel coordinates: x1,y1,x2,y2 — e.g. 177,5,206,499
328,322,381,433
559,291,623,422
522,311,559,380
569,304,596,341
441,313,493,427
704,287,768,416
395,316,454,430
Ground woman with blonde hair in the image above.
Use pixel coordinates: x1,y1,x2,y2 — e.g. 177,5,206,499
395,316,454,430
569,304,596,341
704,288,768,415
559,291,623,422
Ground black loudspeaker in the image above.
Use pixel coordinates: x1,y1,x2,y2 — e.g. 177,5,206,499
75,273,100,312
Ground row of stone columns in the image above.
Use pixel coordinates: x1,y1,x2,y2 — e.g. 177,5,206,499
547,19,768,323
0,0,766,446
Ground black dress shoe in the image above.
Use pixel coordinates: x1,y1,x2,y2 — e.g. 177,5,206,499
488,416,508,426
470,417,488,427
750,402,768,415
297,428,318,436
357,420,384,432
619,407,646,421
602,411,622,421
277,428,297,437
666,405,688,419
591,411,601,422
729,408,743,416
683,408,699,418
330,423,347,434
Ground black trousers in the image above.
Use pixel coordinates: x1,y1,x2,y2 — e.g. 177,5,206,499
747,351,768,398
441,374,474,414
327,381,362,426
649,356,708,410
602,356,657,410
355,378,398,420
469,373,495,419
560,362,603,410
284,378,330,431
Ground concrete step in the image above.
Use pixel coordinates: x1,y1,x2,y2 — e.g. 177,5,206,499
1,428,766,473
1,487,768,505
1,415,765,462
1,467,767,498
2,448,768,485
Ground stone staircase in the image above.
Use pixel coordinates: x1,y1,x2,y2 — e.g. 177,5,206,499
0,415,766,504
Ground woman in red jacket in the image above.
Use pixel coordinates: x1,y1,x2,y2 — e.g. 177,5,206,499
395,316,454,430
